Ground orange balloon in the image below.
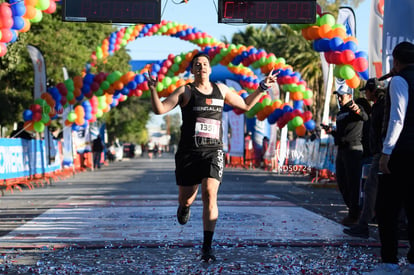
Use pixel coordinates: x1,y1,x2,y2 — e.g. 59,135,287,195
272,100,282,109
112,80,124,91
64,119,72,127
25,0,38,6
24,121,34,132
318,24,332,39
295,124,307,136
20,18,31,33
346,74,361,89
344,36,359,45
308,26,321,40
23,5,37,19
331,27,347,40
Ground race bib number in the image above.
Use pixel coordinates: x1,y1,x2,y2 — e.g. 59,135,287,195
195,117,220,139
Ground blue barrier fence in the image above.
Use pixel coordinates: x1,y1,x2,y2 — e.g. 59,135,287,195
0,138,61,180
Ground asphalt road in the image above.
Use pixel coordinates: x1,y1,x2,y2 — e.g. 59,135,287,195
0,153,409,274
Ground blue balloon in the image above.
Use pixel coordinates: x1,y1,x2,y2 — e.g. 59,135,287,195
23,109,33,121
293,100,304,110
72,124,80,131
282,105,293,113
267,108,283,124
223,104,233,112
341,41,358,52
121,87,129,95
304,120,316,131
152,63,161,73
135,74,145,84
329,37,343,51
127,81,137,90
240,92,249,99
319,38,331,52
355,50,368,59
12,16,25,30
358,69,370,80
11,3,26,16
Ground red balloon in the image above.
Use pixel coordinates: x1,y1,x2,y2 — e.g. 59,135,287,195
352,57,369,72
32,112,42,122
331,51,342,65
302,110,313,122
340,49,355,64
0,3,12,18
0,28,13,43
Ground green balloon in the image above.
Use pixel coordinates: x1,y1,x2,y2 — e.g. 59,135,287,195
262,97,272,106
34,121,45,133
67,112,77,122
339,65,356,80
291,116,304,127
36,0,50,10
320,14,336,27
303,90,313,99
30,9,43,23
333,65,342,78
41,113,50,123
156,83,164,92
287,120,295,131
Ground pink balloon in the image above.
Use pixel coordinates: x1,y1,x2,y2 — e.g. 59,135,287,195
0,3,12,18
44,0,56,14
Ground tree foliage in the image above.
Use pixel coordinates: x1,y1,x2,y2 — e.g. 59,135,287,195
0,4,151,142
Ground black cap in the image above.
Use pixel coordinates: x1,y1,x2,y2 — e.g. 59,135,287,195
360,78,384,91
333,85,352,95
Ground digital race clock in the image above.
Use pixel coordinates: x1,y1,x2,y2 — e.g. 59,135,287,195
218,0,317,24
62,0,161,24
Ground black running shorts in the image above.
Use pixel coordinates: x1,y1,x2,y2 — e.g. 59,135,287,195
175,149,224,186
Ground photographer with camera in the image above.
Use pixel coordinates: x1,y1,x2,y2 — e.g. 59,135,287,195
322,85,368,227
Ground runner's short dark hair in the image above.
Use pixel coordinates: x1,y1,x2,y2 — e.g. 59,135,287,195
190,52,210,68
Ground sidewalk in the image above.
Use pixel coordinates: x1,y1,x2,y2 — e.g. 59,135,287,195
0,155,409,274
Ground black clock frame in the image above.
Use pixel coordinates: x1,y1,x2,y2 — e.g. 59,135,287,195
62,0,161,24
218,0,317,24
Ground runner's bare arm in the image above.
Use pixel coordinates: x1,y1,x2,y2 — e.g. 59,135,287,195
221,69,278,111
145,72,186,114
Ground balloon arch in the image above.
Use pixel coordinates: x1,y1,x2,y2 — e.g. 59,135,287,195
17,7,368,137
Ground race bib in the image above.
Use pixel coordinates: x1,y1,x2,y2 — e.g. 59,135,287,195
195,117,221,139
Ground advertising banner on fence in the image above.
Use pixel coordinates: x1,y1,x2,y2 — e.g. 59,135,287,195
382,0,414,75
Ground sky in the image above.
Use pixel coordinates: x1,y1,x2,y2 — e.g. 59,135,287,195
128,0,372,127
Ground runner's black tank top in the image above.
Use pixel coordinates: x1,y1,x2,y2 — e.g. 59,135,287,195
178,82,224,151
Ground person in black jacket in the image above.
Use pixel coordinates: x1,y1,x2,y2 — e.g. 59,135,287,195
344,78,386,238
367,41,414,274
92,135,104,169
323,85,368,226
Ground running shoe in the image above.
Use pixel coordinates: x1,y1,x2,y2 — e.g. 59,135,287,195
177,205,190,225
201,246,216,262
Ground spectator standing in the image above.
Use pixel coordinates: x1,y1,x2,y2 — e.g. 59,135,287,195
10,121,33,140
323,85,368,226
368,41,414,274
92,135,104,169
344,78,386,239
